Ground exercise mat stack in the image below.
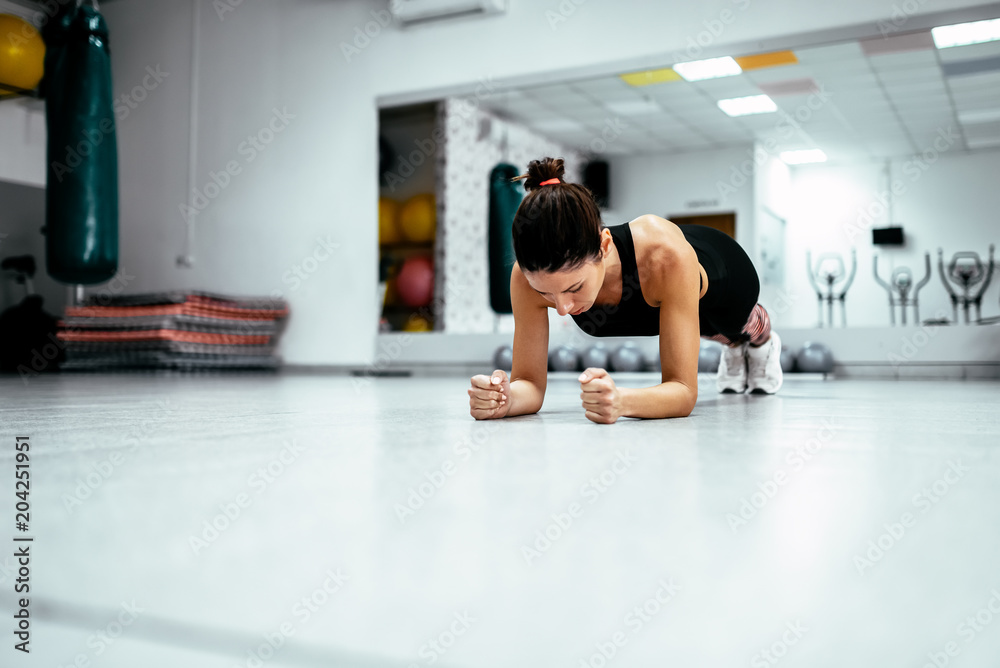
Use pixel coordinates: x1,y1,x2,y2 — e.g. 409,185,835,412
56,291,289,370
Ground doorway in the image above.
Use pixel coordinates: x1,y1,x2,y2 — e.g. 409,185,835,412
668,212,736,239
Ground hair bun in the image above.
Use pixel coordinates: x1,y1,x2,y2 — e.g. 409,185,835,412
514,157,566,192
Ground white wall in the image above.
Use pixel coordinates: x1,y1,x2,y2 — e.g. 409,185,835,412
754,149,793,321
783,149,1000,327
46,0,999,365
0,98,45,188
98,0,381,365
605,146,756,248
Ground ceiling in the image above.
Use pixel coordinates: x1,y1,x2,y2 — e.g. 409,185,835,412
479,29,1000,162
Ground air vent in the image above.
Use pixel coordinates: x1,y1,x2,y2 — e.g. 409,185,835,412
390,0,507,28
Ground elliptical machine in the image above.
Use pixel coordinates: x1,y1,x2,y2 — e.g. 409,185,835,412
806,249,857,327
938,245,995,324
873,253,932,326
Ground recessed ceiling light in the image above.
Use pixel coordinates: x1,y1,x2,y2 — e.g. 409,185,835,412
673,57,742,81
717,95,777,116
780,149,828,164
932,18,1000,48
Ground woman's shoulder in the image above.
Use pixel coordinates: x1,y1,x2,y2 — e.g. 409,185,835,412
628,214,686,262
628,215,695,298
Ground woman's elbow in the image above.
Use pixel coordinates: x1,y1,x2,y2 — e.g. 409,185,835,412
677,386,697,417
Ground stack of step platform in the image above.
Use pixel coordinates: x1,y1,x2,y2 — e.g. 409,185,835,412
57,291,289,370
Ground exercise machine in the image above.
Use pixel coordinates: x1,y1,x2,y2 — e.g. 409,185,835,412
873,253,931,326
806,249,856,327
938,245,994,324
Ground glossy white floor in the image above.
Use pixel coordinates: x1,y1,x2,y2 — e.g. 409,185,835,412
2,371,999,668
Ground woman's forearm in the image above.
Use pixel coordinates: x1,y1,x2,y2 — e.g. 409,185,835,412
620,381,696,419
506,378,545,416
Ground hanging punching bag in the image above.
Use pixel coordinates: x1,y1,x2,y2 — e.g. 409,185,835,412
488,164,523,314
41,1,119,285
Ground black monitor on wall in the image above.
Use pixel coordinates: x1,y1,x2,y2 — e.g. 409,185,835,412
873,226,904,246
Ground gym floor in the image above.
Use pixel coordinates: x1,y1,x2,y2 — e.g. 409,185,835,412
3,371,1000,667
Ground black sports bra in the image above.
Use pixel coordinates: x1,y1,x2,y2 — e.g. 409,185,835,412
570,222,660,337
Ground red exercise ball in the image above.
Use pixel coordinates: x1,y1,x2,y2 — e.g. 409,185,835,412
397,255,434,308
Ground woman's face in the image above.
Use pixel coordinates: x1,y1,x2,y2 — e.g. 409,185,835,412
524,231,612,317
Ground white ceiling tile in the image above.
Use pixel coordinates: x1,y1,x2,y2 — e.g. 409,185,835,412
868,49,939,71
947,70,1000,89
876,67,940,84
690,76,763,99
642,83,703,102
794,42,866,64
741,64,812,83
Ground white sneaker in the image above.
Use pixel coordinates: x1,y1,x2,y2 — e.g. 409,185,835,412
746,331,783,394
716,342,748,393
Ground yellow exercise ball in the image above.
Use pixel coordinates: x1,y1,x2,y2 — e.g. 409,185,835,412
379,198,401,245
0,15,45,96
402,314,433,332
399,193,436,243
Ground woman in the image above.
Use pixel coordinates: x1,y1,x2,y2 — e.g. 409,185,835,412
468,157,782,423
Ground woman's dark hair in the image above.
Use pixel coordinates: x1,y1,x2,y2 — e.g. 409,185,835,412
510,157,604,273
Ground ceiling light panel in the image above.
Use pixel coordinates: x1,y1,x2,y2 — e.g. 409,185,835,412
673,57,742,81
932,18,1000,48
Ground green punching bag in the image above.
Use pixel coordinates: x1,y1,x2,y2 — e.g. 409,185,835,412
488,164,523,314
41,1,119,285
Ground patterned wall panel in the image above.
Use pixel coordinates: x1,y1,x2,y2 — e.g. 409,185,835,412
436,98,584,334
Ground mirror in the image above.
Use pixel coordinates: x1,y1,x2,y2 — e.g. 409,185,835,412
379,20,1000,332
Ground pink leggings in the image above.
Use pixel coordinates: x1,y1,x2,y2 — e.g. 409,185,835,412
703,303,771,347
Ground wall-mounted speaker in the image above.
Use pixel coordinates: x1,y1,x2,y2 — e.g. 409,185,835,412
583,161,609,209
873,226,904,246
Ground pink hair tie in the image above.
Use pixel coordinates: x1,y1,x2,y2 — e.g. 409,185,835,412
539,178,561,186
